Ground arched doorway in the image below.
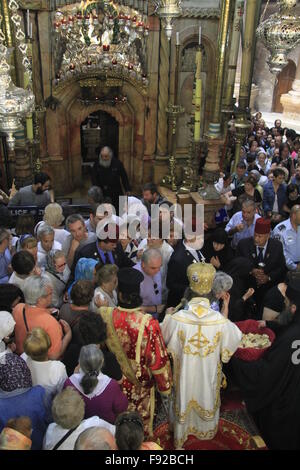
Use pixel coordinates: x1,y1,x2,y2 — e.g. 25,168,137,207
272,60,296,113
80,111,119,178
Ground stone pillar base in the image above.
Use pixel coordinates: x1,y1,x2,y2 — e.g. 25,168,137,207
203,137,224,183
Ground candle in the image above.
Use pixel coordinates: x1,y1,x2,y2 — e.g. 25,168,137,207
27,10,30,37
199,26,201,45
176,32,180,46
194,50,202,142
26,114,34,141
30,23,32,39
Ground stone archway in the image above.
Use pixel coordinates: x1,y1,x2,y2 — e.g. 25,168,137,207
45,75,147,194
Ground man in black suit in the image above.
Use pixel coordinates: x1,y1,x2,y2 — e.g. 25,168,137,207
236,218,286,312
166,235,205,307
71,222,134,276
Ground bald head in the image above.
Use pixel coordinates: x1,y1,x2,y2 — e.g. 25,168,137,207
74,427,117,450
291,204,300,226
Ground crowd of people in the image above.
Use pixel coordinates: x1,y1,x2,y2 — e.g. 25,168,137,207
0,121,300,450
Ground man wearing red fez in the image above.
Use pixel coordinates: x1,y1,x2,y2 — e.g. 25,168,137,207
236,218,286,314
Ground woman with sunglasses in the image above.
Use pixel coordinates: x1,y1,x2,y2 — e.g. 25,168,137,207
44,250,70,308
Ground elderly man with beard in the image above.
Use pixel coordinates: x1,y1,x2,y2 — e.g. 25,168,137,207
91,146,131,212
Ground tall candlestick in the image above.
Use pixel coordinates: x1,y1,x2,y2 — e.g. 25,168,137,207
199,26,201,45
194,49,202,142
176,32,180,46
27,10,30,37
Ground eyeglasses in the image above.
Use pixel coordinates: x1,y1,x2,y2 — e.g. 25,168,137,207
153,282,159,295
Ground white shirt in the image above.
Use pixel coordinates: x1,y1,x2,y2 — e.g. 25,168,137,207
21,353,67,397
54,228,71,250
256,241,268,260
183,240,205,263
43,416,115,450
90,287,118,312
8,272,27,291
225,211,261,249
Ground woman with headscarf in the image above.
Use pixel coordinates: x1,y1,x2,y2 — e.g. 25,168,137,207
0,342,51,449
44,250,70,308
202,228,233,271
67,257,98,298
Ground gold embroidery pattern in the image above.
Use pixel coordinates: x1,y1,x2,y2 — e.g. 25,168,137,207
174,362,222,421
101,306,141,387
175,423,218,449
173,314,227,327
179,326,222,357
221,348,234,363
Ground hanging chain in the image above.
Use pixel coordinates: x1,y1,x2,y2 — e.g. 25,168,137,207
8,0,32,83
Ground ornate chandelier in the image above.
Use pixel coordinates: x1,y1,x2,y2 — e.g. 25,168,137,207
257,0,300,75
154,0,182,40
0,3,35,150
52,1,149,88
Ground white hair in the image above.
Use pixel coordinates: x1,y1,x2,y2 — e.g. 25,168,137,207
37,224,54,240
141,248,162,265
212,272,233,297
74,427,115,450
23,275,52,305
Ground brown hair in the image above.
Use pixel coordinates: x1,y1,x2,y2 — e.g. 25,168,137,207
245,175,257,188
70,280,94,306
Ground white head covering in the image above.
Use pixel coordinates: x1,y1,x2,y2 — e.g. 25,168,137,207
0,311,15,353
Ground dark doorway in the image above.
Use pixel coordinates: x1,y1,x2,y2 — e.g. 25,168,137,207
272,60,296,113
80,110,119,176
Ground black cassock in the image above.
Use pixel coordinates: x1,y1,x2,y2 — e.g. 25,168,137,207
230,314,300,450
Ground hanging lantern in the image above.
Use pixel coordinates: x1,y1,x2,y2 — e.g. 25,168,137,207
155,0,182,41
257,0,300,75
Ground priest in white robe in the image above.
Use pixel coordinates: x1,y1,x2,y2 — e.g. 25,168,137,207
161,262,242,448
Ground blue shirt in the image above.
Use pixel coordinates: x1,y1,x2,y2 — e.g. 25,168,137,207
96,244,115,265
0,248,11,283
272,218,300,270
225,211,261,249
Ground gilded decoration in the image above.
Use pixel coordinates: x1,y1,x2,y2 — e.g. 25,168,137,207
173,362,222,422
221,348,235,363
51,1,149,95
175,424,218,448
179,326,222,357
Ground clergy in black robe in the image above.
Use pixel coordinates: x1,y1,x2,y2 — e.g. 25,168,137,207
91,146,131,211
230,279,300,449
202,228,234,271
